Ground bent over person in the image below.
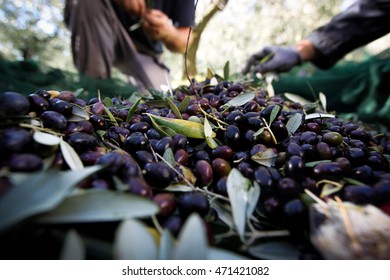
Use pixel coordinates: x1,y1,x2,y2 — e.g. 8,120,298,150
64,0,195,90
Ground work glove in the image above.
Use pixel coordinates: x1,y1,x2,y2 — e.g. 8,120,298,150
242,46,301,74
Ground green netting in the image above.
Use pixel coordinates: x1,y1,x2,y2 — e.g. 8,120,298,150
273,51,390,128
0,59,138,100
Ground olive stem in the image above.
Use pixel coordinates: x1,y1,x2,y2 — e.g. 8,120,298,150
199,106,228,128
261,117,278,145
19,123,64,137
151,215,164,235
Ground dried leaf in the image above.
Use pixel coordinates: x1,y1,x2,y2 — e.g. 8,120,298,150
60,138,84,170
320,183,344,198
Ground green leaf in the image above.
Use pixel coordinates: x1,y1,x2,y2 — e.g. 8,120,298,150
103,97,113,107
165,97,183,119
211,200,234,228
103,104,118,126
305,113,336,120
284,93,312,105
113,219,158,260
253,127,265,137
286,113,303,135
33,130,61,146
147,114,207,139
163,148,176,166
319,92,327,112
206,136,219,149
126,98,141,123
177,96,192,113
67,103,89,122
305,160,332,168
0,165,104,232
227,168,260,241
35,190,159,223
60,229,85,260
223,61,230,80
60,138,84,171
320,183,344,198
158,230,175,260
248,242,300,260
224,92,255,108
251,148,277,167
269,105,281,124
164,184,194,192
173,214,208,259
148,115,175,137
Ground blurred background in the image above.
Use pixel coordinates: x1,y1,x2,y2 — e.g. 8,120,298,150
1,0,389,94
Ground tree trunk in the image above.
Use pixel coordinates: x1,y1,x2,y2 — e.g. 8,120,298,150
183,0,229,80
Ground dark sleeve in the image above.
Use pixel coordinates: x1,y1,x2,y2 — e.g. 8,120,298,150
169,0,195,27
306,0,390,69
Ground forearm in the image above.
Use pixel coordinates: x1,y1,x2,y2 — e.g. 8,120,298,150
162,27,192,54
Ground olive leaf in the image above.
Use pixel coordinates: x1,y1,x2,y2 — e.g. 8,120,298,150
227,168,261,241
251,148,277,167
164,184,194,192
165,97,183,119
67,103,89,122
223,92,255,108
103,97,113,107
204,117,218,149
173,214,208,259
0,165,105,232
269,104,281,124
147,115,175,137
103,104,118,126
146,113,207,139
60,229,86,260
163,148,176,166
284,92,312,105
158,230,175,260
320,183,344,198
286,113,303,135
125,98,141,123
35,190,159,223
223,61,230,80
305,160,332,168
113,219,158,260
248,242,300,260
305,113,336,120
33,130,61,146
319,92,327,112
60,138,84,171
177,96,192,113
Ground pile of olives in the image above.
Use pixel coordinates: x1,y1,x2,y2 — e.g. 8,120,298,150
1,79,389,257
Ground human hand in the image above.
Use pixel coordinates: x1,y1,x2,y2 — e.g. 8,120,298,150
143,9,174,40
115,0,146,18
242,46,301,74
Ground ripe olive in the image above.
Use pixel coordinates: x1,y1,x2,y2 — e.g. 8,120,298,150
40,111,67,131
0,92,30,116
177,192,210,219
144,161,174,189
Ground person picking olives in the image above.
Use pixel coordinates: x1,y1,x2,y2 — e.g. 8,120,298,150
242,0,390,75
64,0,194,90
